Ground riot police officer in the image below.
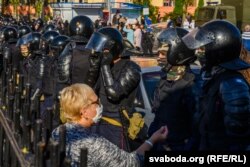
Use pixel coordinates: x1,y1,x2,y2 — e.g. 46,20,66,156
18,25,32,38
57,15,94,91
148,27,197,151
16,32,45,96
43,24,56,33
39,30,60,55
0,27,19,107
85,27,141,151
1,27,20,72
41,35,69,120
182,20,250,150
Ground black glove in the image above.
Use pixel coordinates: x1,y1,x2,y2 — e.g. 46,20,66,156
89,52,102,66
103,40,115,51
101,52,113,66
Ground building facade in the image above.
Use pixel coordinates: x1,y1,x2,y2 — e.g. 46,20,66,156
154,0,199,17
49,0,141,22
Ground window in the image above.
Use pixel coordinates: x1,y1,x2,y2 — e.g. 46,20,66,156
217,9,227,19
163,0,172,7
197,8,215,20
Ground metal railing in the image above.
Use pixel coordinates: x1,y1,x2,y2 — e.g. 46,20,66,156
0,45,87,167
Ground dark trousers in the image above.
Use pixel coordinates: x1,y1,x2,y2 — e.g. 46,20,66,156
90,119,130,151
40,95,54,121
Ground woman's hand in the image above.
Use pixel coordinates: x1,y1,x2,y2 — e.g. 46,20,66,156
149,126,168,144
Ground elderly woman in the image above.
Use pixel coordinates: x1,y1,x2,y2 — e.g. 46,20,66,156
52,83,168,167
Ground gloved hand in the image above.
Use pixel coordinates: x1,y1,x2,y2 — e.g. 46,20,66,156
101,51,113,66
89,51,102,66
103,40,115,51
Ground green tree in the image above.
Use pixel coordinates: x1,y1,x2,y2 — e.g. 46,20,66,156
9,0,19,18
35,0,44,18
133,0,159,23
173,0,184,17
195,0,204,17
183,0,194,14
173,0,194,16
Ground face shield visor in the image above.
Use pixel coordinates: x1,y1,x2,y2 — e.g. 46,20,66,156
16,32,33,47
85,32,109,52
182,27,215,50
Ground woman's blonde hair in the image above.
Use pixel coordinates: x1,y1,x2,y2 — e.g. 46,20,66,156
59,84,95,123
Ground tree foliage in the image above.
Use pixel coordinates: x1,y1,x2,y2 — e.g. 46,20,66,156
195,0,204,18
133,0,159,23
9,0,19,18
198,0,204,8
183,0,195,13
174,0,194,15
173,0,184,16
35,0,44,18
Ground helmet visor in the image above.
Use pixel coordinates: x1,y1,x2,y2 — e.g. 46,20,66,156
182,27,215,49
85,32,109,52
16,33,33,46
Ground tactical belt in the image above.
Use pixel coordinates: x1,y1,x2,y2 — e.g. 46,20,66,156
101,109,129,127
101,109,145,140
101,116,122,127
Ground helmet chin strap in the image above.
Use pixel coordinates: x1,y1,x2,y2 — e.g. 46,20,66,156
157,58,172,73
160,63,172,73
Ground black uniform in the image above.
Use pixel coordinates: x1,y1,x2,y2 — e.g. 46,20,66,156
93,59,141,151
148,71,195,151
19,53,45,94
86,27,141,151
57,42,91,90
57,15,94,92
183,20,250,150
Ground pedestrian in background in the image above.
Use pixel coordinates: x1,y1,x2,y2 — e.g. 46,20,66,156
123,23,134,45
134,23,142,51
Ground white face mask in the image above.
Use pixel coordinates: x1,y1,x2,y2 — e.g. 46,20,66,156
92,104,103,123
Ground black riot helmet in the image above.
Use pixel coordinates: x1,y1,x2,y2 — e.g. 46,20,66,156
41,30,60,43
44,24,56,33
3,27,18,42
16,32,41,51
11,25,19,30
30,32,42,51
157,27,196,66
16,32,33,46
86,27,124,58
16,32,35,57
69,15,94,43
40,30,59,53
18,25,32,38
50,35,70,54
0,27,7,42
182,20,250,70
